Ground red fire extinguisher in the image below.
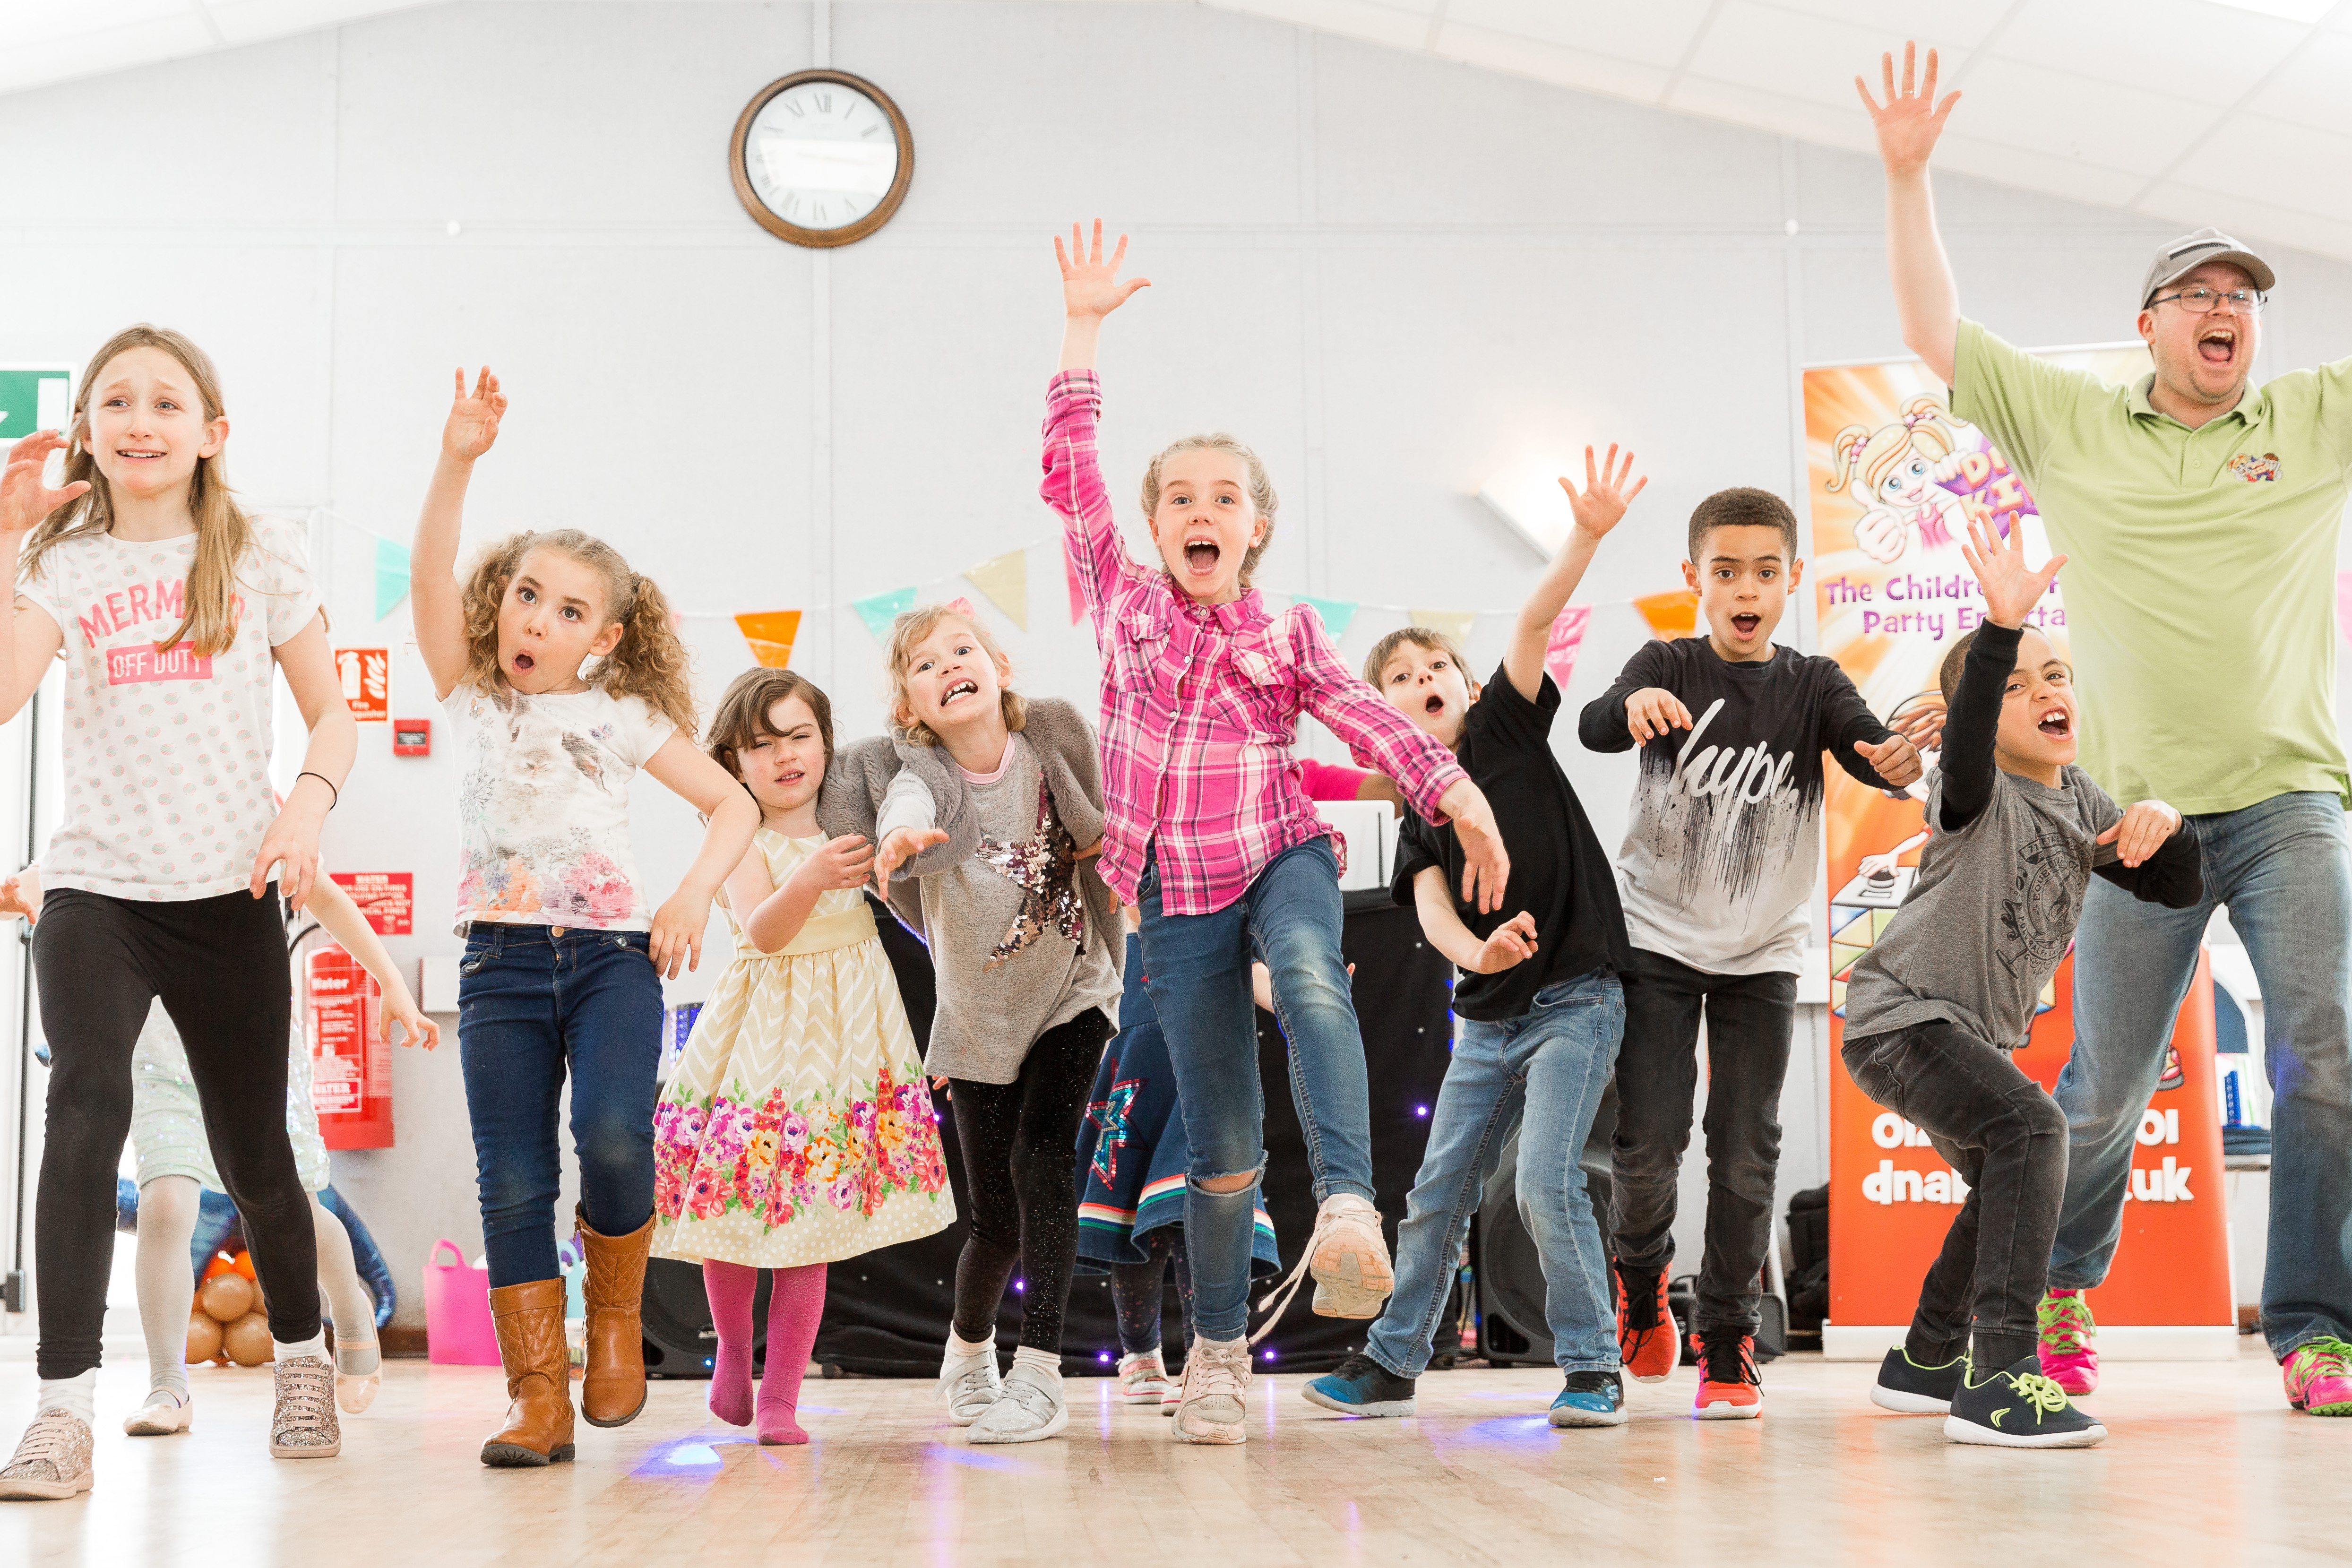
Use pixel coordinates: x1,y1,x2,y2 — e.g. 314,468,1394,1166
307,944,395,1149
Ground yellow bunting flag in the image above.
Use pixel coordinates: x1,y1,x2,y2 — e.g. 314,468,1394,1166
966,549,1029,632
1408,609,1477,646
1632,589,1698,640
733,610,802,669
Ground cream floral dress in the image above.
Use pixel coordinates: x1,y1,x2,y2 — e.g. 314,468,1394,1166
652,830,956,1267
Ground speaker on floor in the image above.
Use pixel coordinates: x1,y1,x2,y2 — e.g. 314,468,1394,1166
642,1257,772,1378
1471,1123,1617,1367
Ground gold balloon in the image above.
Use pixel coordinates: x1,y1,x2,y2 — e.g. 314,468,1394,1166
198,1272,255,1323
221,1310,274,1367
185,1311,223,1364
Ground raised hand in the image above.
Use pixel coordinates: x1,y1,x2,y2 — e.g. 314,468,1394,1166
1625,687,1695,745
1056,220,1150,321
1856,42,1960,177
2099,801,2182,869
443,367,507,462
1559,444,1648,542
1,431,92,536
1854,732,1924,788
874,825,950,885
1959,512,2064,629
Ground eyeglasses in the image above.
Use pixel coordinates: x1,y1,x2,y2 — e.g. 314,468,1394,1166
2151,285,2267,316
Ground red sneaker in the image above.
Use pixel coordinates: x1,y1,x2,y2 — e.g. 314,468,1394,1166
1616,1264,1679,1383
1692,1327,1761,1420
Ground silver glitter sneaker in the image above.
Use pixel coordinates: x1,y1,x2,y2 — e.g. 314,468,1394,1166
936,1345,1003,1427
0,1408,95,1500
269,1355,342,1459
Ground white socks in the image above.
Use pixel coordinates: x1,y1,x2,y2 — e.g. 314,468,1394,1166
944,1327,994,1364
35,1372,96,1427
1011,1346,1063,1383
273,1332,327,1363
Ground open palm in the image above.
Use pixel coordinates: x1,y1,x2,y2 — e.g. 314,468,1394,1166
0,431,91,536
443,366,507,461
1559,443,1647,541
1055,220,1150,320
1959,513,2064,628
1855,42,1960,177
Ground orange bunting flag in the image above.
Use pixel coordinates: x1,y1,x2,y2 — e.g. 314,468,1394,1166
734,610,802,669
1632,589,1698,640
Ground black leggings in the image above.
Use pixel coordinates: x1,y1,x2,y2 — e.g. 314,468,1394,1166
33,888,320,1378
1111,1229,1195,1357
948,1009,1114,1354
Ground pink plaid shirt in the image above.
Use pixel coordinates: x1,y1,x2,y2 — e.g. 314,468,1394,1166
1041,370,1468,915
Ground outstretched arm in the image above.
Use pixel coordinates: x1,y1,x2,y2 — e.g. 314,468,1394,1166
1858,42,1962,385
1056,219,1150,374
1042,223,1153,629
413,368,507,701
641,736,763,979
1503,444,1645,703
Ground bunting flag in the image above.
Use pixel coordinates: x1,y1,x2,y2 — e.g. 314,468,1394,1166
1408,608,1477,646
853,587,915,640
939,595,977,620
965,549,1029,631
1062,538,1087,626
733,610,802,669
1544,604,1591,689
373,537,412,622
1297,594,1359,639
1632,589,1699,640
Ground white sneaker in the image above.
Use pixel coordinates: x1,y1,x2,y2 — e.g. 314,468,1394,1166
936,1345,1003,1426
1256,1192,1394,1332
1172,1335,1252,1445
124,1387,193,1436
966,1362,1068,1444
0,1409,94,1500
1117,1349,1172,1405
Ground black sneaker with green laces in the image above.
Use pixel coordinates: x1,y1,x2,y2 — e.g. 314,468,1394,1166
1871,1346,1965,1413
1944,1354,2107,1448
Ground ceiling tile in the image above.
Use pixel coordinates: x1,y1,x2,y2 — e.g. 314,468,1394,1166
1202,0,1435,52
1933,57,2213,175
1684,1,1979,112
1933,131,2153,208
1432,19,1674,100
2250,29,2352,136
0,14,219,93
1989,0,2309,106
2166,112,2352,217
1440,0,1718,70
1666,73,1878,152
2138,179,2352,262
0,0,191,51
205,0,434,45
1751,0,2018,49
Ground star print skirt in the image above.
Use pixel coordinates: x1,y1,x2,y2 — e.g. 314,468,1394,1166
1073,933,1280,1275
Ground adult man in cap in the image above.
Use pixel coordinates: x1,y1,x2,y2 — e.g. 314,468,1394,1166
1859,42,2352,1417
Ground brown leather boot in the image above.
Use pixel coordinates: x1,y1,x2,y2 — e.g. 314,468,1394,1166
577,1206,653,1428
482,1279,575,1467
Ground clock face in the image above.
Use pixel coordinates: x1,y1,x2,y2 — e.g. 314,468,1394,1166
742,79,901,233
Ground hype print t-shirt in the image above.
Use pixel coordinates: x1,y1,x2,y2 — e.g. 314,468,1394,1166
18,518,319,900
443,682,675,933
1578,638,1898,976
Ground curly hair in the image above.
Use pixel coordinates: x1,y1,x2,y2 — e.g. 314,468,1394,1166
883,605,1026,749
706,666,834,780
1139,433,1279,590
456,528,698,734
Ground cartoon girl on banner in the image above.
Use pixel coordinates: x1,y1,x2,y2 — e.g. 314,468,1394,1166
1826,397,1971,564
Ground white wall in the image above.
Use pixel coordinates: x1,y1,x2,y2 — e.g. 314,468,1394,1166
2,1,2343,1326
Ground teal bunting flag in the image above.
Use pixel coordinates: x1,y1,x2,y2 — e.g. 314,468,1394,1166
853,586,915,639
1297,594,1359,639
373,536,412,622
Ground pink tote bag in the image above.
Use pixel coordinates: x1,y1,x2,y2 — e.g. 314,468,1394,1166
422,1239,500,1365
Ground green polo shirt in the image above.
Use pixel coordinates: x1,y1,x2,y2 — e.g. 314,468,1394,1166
1952,318,2352,815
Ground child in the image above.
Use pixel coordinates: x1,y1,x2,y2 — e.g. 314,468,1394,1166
0,327,357,1498
1306,446,1642,1427
651,668,956,1446
1578,486,1923,1417
1045,222,1510,1444
819,606,1121,1446
1847,516,2198,1447
0,866,437,1432
411,369,760,1468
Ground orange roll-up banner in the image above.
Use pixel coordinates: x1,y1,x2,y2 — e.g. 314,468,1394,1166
1804,352,2234,1358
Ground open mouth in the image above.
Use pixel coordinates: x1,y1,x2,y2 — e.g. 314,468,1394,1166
1184,537,1221,574
1423,693,1445,716
2037,707,2071,738
2199,326,2236,366
1731,613,1762,638
941,679,978,708
511,651,536,674
115,448,166,463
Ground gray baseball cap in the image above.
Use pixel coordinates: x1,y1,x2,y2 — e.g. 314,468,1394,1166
2142,227,2275,306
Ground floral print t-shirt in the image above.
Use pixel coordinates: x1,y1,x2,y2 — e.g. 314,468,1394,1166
17,517,319,900
443,682,674,933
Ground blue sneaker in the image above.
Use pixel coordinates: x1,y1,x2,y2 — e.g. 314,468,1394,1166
1302,1352,1417,1417
1550,1369,1628,1428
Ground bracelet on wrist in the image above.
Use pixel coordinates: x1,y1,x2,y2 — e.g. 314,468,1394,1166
297,770,339,810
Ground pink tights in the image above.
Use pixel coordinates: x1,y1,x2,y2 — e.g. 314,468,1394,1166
701,1260,829,1445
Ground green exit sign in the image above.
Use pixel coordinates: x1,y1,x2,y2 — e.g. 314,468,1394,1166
0,369,73,442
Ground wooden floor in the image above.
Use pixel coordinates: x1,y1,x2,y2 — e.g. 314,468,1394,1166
1,1342,2340,1566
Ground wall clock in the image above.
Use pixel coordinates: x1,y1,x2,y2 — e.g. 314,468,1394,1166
729,69,913,248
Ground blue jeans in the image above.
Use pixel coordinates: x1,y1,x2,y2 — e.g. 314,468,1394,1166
1367,974,1625,1377
2053,791,2352,1358
1137,837,1372,1341
457,922,665,1287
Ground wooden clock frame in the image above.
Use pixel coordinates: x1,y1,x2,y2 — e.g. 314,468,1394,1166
729,69,915,250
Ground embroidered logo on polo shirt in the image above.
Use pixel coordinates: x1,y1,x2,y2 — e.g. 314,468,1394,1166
2228,452,2281,482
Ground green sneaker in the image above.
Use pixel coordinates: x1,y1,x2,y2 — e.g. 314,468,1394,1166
2282,1336,2352,1416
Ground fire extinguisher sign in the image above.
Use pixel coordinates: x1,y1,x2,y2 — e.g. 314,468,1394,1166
329,871,413,936
307,944,395,1149
333,647,389,722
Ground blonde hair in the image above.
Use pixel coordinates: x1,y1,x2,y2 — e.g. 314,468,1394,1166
1827,397,1960,501
884,606,1026,748
457,529,698,734
21,325,258,657
1361,626,1470,688
1139,434,1279,589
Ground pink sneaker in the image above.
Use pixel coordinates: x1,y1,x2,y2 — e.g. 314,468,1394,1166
2036,1289,2098,1395
2283,1337,2352,1416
